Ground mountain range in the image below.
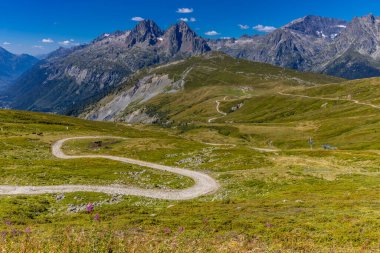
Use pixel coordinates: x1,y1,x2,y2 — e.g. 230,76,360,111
6,14,380,115
7,20,209,114
0,47,38,91
209,14,380,79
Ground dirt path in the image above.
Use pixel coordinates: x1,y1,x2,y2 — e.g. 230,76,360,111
278,92,380,110
208,96,228,123
0,136,219,200
206,94,279,152
250,147,280,153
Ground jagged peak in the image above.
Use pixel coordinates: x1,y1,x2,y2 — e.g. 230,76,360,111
134,19,161,32
92,30,129,44
163,21,202,40
281,15,348,39
125,19,164,47
367,13,376,20
348,13,380,29
166,21,194,34
363,13,378,24
283,15,347,28
352,13,378,22
177,20,191,29
160,20,210,55
177,20,188,26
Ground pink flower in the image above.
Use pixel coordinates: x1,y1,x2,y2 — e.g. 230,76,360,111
94,213,100,222
86,203,94,213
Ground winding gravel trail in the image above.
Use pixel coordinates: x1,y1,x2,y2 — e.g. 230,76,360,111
0,136,219,200
278,92,380,110
207,95,280,152
208,96,228,123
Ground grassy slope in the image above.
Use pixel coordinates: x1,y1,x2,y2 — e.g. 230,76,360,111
84,52,342,123
103,53,380,151
2,58,380,251
1,110,380,252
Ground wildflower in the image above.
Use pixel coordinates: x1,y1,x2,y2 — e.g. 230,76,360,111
178,226,185,233
25,227,31,233
163,227,171,235
5,221,11,226
265,223,274,228
94,213,100,222
86,203,94,213
1,231,8,238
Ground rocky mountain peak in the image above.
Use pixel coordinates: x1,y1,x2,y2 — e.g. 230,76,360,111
125,19,163,47
350,13,379,28
332,14,380,58
177,20,190,29
160,21,210,56
365,13,376,23
283,15,347,39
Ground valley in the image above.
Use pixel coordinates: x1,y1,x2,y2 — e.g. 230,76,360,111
2,6,380,252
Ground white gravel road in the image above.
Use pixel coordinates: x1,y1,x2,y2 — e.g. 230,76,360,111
0,136,219,200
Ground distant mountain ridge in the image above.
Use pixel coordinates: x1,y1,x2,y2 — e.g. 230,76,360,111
8,20,209,114
209,14,380,79
7,14,380,115
0,47,38,90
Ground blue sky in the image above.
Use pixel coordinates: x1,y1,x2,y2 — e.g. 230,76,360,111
1,0,379,55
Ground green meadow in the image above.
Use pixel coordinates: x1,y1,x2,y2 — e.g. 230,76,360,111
1,55,380,252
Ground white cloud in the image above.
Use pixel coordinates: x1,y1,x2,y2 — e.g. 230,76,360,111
59,39,78,46
179,17,196,22
205,30,220,36
42,38,54,43
238,24,250,30
33,45,44,49
3,42,11,45
131,16,144,22
176,8,193,13
253,24,276,33
59,40,71,45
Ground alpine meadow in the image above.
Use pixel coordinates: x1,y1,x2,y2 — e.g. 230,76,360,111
1,1,380,252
